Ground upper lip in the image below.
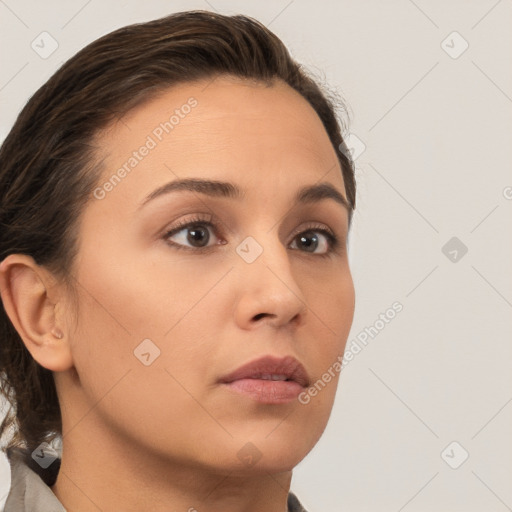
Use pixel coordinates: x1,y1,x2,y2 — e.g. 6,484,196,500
219,355,310,387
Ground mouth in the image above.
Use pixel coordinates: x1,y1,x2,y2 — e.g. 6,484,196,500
218,355,310,404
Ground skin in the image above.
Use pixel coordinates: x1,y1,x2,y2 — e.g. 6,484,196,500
0,75,355,512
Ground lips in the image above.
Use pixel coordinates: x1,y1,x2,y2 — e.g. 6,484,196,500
218,355,310,404
219,355,310,388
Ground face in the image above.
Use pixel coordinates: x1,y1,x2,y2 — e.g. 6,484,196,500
59,75,355,474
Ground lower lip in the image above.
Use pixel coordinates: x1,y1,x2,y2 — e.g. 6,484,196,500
222,378,304,404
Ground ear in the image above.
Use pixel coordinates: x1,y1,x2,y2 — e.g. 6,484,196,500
0,253,74,372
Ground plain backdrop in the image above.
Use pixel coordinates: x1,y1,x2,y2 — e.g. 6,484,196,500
1,1,511,511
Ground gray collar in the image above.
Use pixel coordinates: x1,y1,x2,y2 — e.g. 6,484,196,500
4,449,65,512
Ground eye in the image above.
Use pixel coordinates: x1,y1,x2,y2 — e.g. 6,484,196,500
164,216,221,251
289,226,339,256
163,216,340,256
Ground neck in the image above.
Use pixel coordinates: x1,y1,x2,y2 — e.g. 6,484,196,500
51,414,293,512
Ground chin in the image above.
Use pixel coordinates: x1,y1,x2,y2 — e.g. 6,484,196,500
228,453,306,476
220,432,317,475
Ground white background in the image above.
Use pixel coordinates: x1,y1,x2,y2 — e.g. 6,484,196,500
1,1,511,511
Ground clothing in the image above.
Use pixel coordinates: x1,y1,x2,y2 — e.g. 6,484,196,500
3,448,308,512
3,448,65,512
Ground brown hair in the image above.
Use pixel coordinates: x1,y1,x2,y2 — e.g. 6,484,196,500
0,9,356,473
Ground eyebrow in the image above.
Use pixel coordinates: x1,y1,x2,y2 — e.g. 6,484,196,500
138,178,352,212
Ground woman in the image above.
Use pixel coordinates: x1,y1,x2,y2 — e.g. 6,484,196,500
0,10,356,512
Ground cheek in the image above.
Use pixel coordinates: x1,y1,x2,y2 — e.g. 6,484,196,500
74,237,218,343
298,268,354,410
68,248,220,405
307,268,355,349
66,272,215,454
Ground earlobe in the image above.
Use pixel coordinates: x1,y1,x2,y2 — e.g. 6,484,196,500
0,254,74,372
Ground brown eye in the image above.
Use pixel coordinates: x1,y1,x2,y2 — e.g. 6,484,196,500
164,221,218,249
290,229,335,256
163,216,340,257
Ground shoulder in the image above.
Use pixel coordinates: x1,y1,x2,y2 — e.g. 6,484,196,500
3,448,65,512
288,491,309,512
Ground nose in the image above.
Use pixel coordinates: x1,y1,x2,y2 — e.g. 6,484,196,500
233,233,308,331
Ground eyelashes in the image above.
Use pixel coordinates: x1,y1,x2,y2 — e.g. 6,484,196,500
163,214,342,258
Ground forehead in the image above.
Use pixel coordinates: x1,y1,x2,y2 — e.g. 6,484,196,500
91,75,344,209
